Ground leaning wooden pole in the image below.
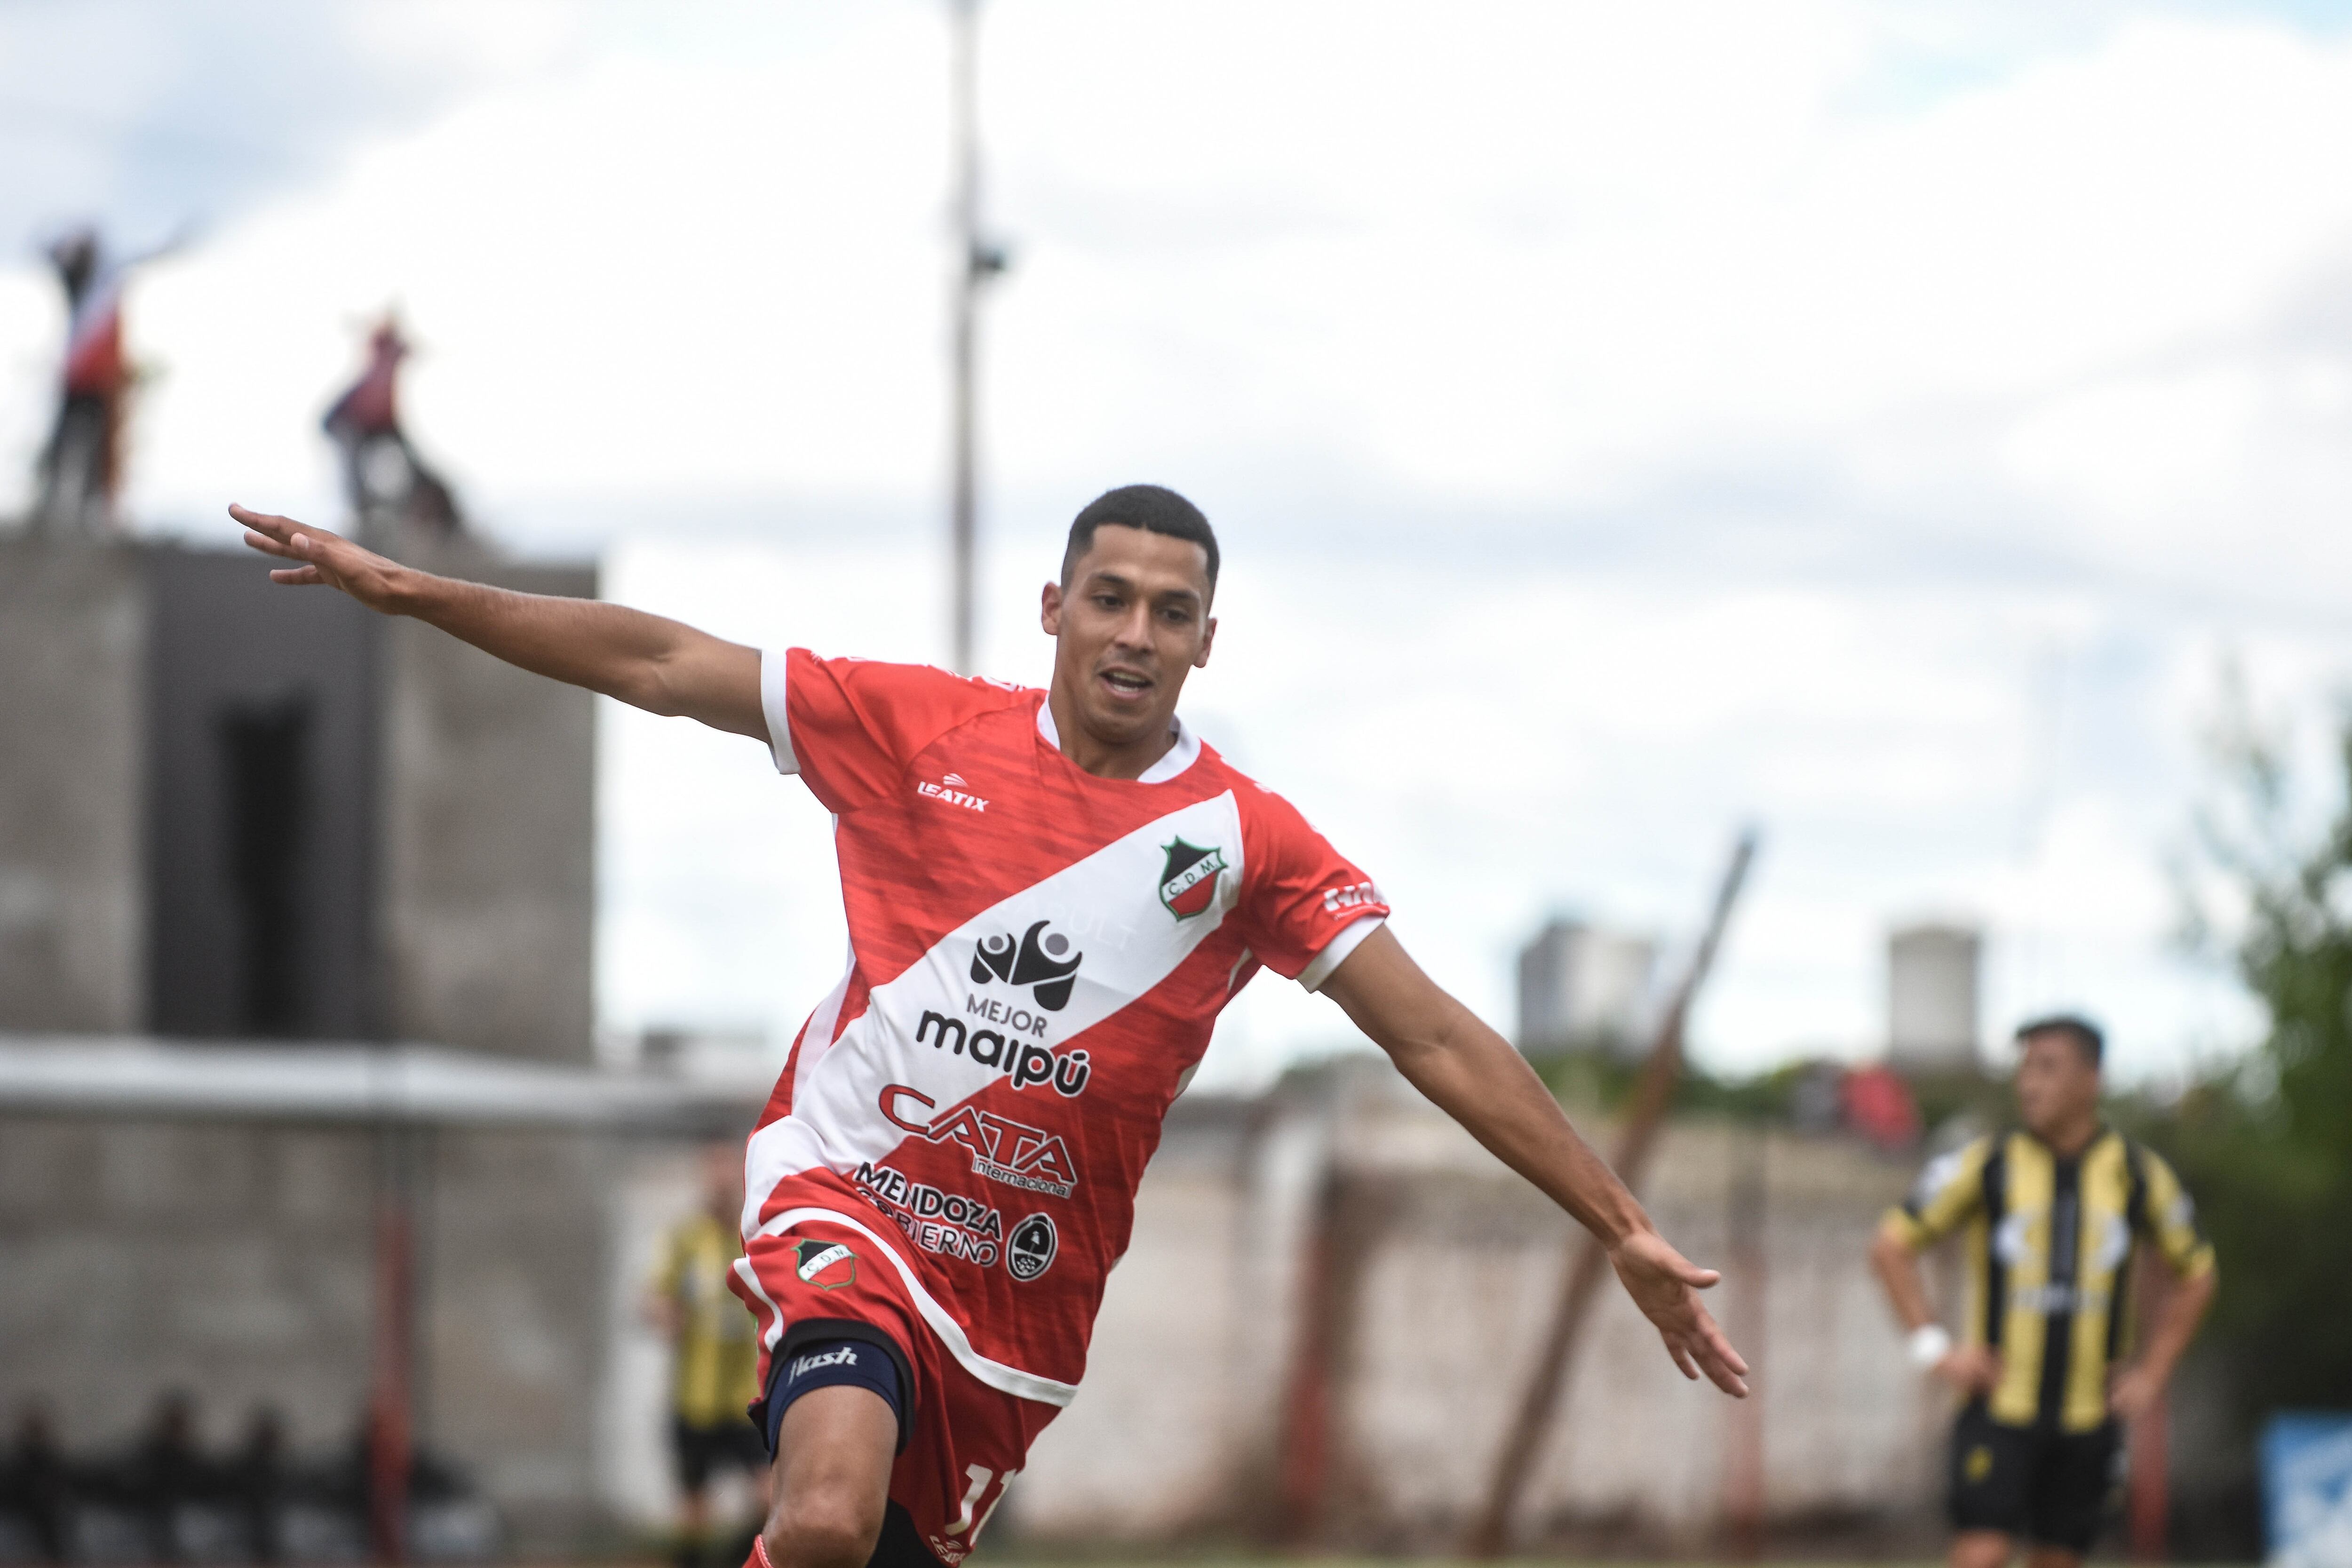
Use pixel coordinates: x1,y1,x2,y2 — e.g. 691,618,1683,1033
1463,827,1760,1558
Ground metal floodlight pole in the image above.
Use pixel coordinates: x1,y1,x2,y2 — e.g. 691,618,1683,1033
948,0,982,676
948,0,1008,675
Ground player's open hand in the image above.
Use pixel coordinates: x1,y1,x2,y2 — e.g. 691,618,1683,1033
230,503,405,610
1607,1228,1750,1397
2106,1363,2163,1422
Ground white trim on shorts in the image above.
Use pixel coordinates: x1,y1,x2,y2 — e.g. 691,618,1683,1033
754,1204,1080,1409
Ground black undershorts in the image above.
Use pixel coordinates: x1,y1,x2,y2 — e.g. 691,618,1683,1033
671,1415,768,1493
1948,1400,2122,1553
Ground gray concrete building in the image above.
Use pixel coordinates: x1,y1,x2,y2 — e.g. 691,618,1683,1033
0,530,622,1554
1516,918,1657,1059
1887,922,1982,1071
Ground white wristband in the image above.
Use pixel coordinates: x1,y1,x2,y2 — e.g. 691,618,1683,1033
1907,1324,1954,1369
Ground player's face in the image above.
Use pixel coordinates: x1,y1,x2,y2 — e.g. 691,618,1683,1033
2014,1032,2100,1140
700,1143,743,1217
1041,525,1217,748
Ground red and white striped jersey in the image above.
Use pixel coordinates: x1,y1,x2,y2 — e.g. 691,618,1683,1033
735,649,1388,1409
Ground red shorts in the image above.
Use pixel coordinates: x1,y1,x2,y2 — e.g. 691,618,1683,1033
734,1193,1060,1567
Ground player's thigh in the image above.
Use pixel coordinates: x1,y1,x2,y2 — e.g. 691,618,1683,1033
2023,1420,2120,1557
764,1386,898,1564
1950,1529,2015,1568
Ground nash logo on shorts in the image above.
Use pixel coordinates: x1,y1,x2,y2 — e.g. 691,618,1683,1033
1158,839,1227,920
792,1238,858,1290
1006,1213,1057,1282
1964,1445,1994,1485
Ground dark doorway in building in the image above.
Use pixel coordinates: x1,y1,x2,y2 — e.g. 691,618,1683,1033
218,694,311,1035
146,546,381,1039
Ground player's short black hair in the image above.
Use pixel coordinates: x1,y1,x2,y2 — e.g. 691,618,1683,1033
1060,485,1219,597
2015,1013,2104,1070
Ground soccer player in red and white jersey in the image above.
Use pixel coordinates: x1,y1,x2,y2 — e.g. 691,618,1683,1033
230,486,1749,1568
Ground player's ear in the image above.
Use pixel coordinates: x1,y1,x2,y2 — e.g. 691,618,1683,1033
1194,614,1217,669
1041,580,1064,636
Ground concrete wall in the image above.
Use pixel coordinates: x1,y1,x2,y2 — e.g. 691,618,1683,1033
1009,1064,1946,1556
0,1118,374,1451
379,548,596,1062
0,540,145,1032
1318,1120,1939,1554
0,1115,623,1555
421,1130,614,1548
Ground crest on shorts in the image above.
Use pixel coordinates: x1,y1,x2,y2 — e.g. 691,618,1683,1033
792,1238,857,1290
1157,839,1227,921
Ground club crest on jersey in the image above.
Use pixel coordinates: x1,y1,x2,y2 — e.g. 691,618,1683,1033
791,1238,858,1290
1006,1213,1058,1282
970,920,1083,1011
1158,838,1228,920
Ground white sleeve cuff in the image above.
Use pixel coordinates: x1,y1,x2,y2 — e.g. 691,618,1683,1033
1299,914,1383,993
760,648,797,775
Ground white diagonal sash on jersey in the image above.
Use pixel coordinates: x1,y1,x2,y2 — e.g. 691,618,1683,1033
745,789,1244,1392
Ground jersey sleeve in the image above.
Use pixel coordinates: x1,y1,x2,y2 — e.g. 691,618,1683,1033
762,648,1017,814
1234,788,1391,992
2132,1145,2217,1280
1883,1136,1994,1250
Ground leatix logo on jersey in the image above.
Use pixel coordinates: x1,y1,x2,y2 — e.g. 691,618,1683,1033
969,920,1083,1011
881,1085,1080,1199
791,1237,857,1290
1322,878,1380,917
1158,838,1228,920
916,771,989,812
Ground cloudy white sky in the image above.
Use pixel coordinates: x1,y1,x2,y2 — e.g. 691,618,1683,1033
7,0,2352,1088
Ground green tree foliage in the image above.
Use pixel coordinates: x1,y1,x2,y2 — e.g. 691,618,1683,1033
2151,715,2352,1422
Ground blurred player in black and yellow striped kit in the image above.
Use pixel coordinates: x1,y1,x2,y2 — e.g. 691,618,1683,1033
1870,1016,2217,1568
649,1144,769,1568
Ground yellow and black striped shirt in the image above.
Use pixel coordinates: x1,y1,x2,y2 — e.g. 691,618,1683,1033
1884,1127,2216,1433
654,1212,762,1430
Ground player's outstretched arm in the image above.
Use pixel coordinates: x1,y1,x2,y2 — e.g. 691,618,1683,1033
1320,925,1750,1397
230,504,765,739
